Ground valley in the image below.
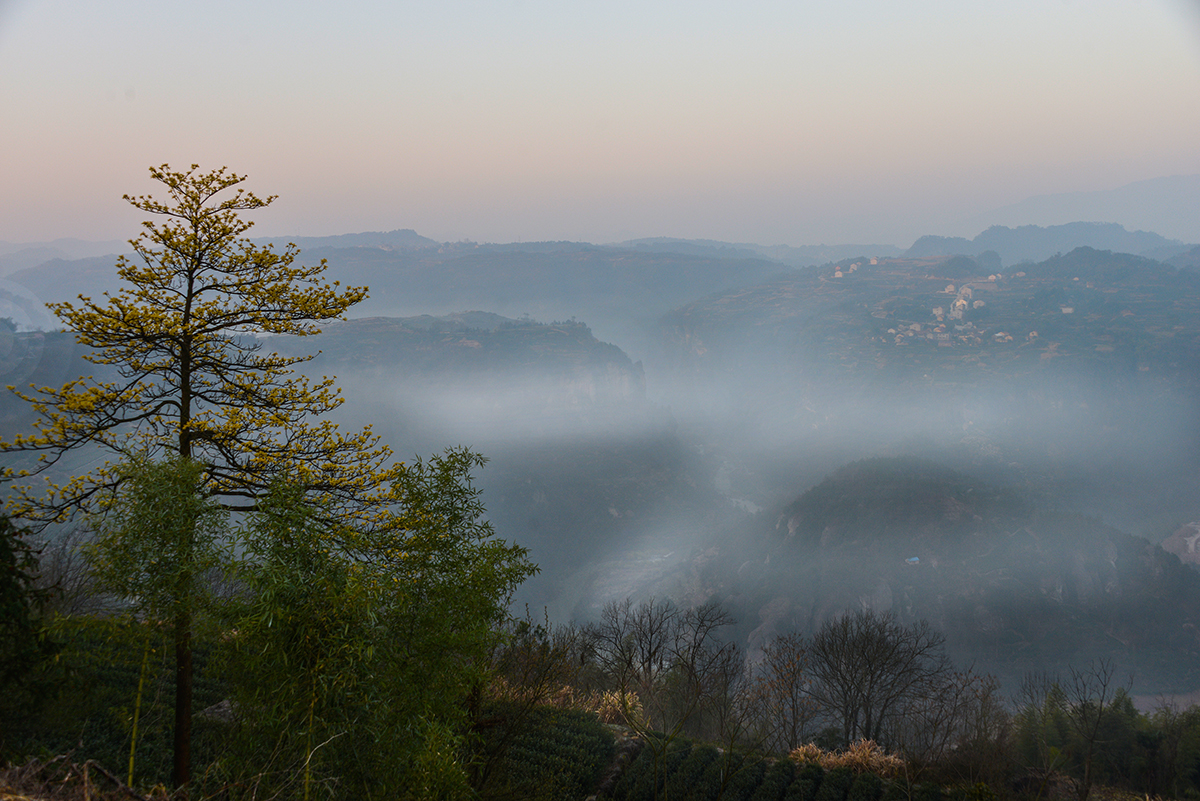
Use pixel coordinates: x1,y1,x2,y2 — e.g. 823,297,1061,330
4,228,1200,697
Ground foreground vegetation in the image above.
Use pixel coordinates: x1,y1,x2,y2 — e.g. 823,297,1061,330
6,560,1200,801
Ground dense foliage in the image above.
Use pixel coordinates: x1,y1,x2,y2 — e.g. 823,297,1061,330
0,515,57,754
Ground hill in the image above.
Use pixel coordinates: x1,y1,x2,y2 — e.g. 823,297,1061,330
619,455,1200,693
274,313,643,391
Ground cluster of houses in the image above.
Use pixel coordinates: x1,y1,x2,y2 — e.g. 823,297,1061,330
936,282,988,321
887,320,982,347
881,276,1047,348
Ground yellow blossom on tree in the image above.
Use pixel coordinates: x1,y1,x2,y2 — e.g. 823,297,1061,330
1,164,399,526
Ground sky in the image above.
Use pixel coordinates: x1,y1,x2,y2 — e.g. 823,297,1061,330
2,0,1199,248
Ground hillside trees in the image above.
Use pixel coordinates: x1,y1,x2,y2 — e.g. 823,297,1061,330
0,164,454,788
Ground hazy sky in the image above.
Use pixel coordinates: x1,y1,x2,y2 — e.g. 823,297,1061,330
2,0,1199,247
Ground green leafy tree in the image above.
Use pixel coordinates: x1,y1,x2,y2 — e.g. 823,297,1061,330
0,164,399,788
88,453,229,625
220,449,534,800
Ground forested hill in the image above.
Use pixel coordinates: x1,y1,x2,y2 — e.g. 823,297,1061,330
271,313,643,392
637,455,1200,694
778,456,1029,546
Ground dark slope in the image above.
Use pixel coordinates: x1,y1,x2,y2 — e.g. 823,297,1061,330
650,456,1200,693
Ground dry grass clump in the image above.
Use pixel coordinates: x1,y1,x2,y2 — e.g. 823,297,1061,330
570,688,644,726
0,755,172,801
789,739,905,778
789,742,825,765
487,678,643,726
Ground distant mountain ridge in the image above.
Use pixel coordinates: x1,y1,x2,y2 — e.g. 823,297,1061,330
615,237,904,267
905,222,1191,265
966,174,1200,244
0,238,130,276
249,228,438,251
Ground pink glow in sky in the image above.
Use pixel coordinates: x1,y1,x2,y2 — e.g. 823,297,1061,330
1,0,1198,246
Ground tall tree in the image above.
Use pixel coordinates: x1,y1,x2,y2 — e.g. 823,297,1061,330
1,164,400,788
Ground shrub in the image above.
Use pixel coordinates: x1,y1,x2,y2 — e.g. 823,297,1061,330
497,707,615,800
789,740,905,779
750,759,797,801
626,740,691,801
606,739,656,800
849,771,884,801
661,744,720,799
912,783,945,801
721,757,768,801
814,766,855,801
784,761,825,801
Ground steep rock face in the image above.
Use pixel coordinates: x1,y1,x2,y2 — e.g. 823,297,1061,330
1161,522,1200,566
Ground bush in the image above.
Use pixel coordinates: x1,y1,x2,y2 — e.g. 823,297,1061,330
848,772,884,801
814,766,855,801
496,707,615,800
750,759,797,801
721,756,768,801
784,761,825,801
623,740,679,801
660,744,720,799
607,740,657,801
912,783,945,801
0,515,58,756
4,615,225,787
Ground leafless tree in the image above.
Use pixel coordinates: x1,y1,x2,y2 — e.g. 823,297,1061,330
1065,659,1129,801
886,667,1010,784
31,527,113,616
586,597,741,739
804,609,951,747
744,632,819,753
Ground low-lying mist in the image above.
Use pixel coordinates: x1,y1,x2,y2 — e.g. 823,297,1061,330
310,335,1200,636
